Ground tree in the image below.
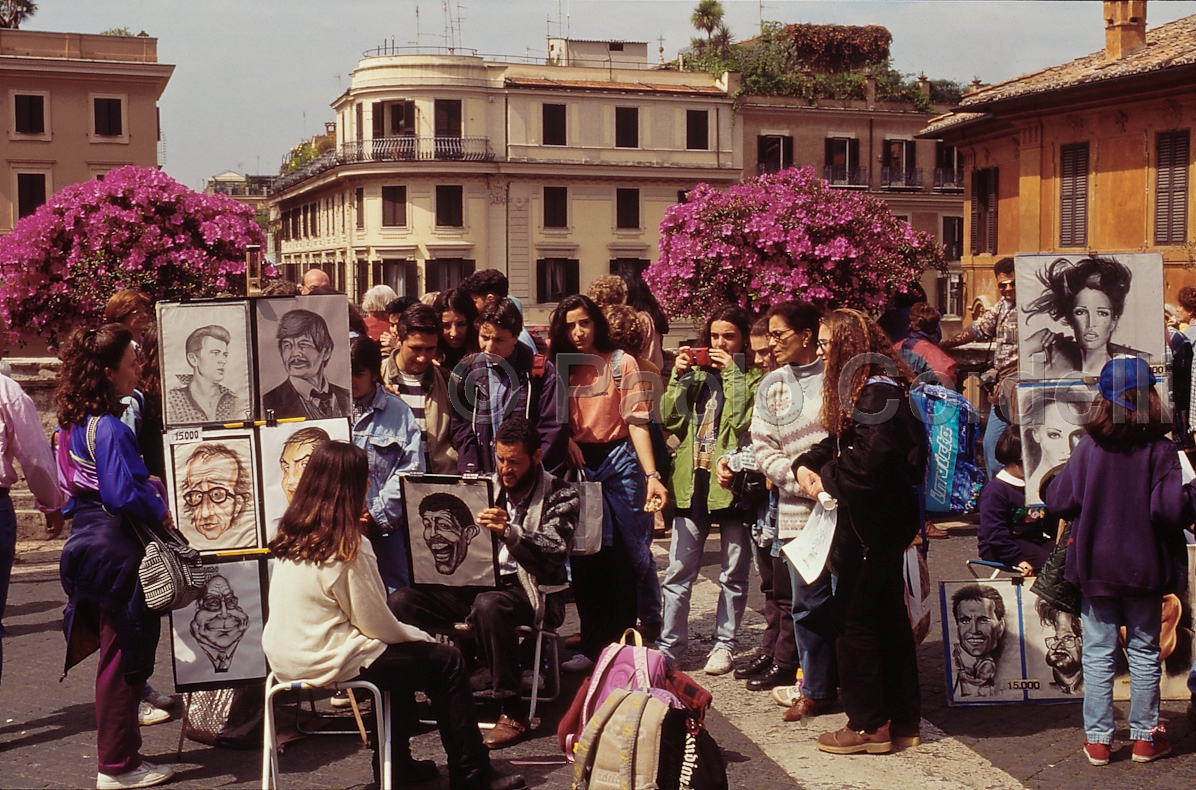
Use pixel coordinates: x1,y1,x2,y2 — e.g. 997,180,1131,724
690,0,724,45
0,166,267,347
647,166,945,319
0,0,36,28
100,27,134,36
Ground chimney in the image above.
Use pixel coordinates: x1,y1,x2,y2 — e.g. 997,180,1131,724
918,73,931,101
864,70,876,107
1105,0,1147,60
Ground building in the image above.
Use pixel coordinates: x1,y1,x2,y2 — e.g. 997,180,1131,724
920,0,1196,309
203,171,274,215
269,43,741,323
1,29,174,234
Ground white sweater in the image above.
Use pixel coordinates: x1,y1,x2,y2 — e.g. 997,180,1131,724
261,537,433,686
751,361,829,539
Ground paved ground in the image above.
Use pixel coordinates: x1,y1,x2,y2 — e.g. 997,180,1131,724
0,524,1192,789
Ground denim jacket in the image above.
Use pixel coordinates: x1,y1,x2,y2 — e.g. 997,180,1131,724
352,384,423,531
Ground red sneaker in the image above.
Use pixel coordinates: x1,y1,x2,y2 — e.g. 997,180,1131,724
1082,740,1110,766
1131,732,1171,763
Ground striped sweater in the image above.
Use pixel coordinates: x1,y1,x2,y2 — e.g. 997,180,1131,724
750,360,828,539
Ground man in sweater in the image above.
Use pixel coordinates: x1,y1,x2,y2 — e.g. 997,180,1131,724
382,303,458,474
389,417,579,749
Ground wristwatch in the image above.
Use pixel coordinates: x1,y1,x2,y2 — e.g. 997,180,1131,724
645,471,660,480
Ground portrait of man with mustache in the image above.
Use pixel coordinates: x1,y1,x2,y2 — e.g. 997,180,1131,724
262,309,351,420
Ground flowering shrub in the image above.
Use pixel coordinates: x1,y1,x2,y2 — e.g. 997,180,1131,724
647,166,945,319
0,165,267,346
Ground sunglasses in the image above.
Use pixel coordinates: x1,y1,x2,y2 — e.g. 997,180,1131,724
997,280,1016,290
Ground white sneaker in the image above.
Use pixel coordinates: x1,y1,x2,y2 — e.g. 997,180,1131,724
771,684,803,708
96,760,174,789
703,647,734,675
330,689,353,708
137,701,170,727
562,654,595,673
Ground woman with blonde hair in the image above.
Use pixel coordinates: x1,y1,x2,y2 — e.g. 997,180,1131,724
794,309,927,755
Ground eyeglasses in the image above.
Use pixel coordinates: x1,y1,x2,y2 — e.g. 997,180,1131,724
997,280,1016,291
182,486,234,508
197,593,240,611
767,328,795,342
1045,634,1080,650
816,339,832,350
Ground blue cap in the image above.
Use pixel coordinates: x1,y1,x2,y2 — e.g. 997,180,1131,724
1097,356,1157,411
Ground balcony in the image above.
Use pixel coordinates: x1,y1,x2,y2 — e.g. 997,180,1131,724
934,168,965,192
823,165,868,188
272,136,496,192
881,167,924,190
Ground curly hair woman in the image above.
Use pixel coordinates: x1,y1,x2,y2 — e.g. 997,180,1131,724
1023,256,1137,377
55,324,175,789
793,309,927,755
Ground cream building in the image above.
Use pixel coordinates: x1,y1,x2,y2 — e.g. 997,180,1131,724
1,29,173,234
270,44,741,325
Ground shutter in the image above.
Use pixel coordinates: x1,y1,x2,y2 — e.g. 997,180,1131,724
404,261,420,297
1060,144,1089,247
372,102,384,138
536,259,549,303
566,259,581,298
970,171,980,254
1173,133,1190,244
907,140,917,170
1156,132,1174,244
783,136,793,170
1157,132,1190,245
824,138,834,169
986,168,999,254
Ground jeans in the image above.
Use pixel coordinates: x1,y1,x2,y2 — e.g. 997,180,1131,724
1080,595,1162,744
658,510,750,662
0,493,14,690
787,562,838,700
982,406,1009,479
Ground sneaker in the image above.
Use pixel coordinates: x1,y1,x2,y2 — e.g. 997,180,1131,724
96,760,174,789
562,654,594,673
1082,740,1111,766
771,684,803,708
1131,732,1171,763
137,701,170,727
142,686,175,710
703,647,733,676
330,689,352,708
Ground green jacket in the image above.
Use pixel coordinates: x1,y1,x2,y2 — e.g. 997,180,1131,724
661,361,761,511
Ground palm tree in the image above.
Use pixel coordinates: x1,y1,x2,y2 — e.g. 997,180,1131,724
0,0,37,29
690,0,724,40
710,21,733,57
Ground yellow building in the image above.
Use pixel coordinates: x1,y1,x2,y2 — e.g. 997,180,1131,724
270,44,740,325
921,1,1196,310
0,29,173,234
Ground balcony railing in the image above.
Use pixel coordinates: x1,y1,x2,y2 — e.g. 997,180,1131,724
823,165,868,187
934,168,965,191
273,136,496,192
881,167,924,190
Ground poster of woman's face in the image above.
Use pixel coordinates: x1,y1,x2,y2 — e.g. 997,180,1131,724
1016,253,1164,380
158,301,254,426
1017,383,1097,507
171,558,267,691
257,418,352,542
942,580,1024,705
400,477,497,589
256,295,352,421
165,428,261,553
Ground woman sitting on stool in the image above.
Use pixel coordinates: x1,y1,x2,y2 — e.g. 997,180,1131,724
261,441,525,790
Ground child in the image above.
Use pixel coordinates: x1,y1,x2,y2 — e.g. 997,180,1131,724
977,425,1055,576
1044,357,1190,766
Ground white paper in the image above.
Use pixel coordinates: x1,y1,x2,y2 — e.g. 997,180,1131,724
782,502,837,584
1179,449,1196,486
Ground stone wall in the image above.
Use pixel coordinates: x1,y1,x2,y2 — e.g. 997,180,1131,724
6,357,61,541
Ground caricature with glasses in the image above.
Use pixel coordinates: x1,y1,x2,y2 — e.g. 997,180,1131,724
189,574,251,672
178,442,258,551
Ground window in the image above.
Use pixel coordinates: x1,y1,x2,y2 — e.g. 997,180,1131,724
14,94,44,135
436,185,464,227
942,216,964,262
94,97,122,137
686,110,709,150
882,140,919,188
543,103,566,146
757,135,793,174
616,188,640,229
537,258,580,303
355,259,371,302
610,258,649,281
16,172,46,218
935,143,964,190
434,99,463,159
1059,143,1089,248
970,167,999,255
937,272,964,318
615,107,638,148
544,186,568,228
677,189,690,204
608,42,624,52
355,187,365,229
1156,130,1190,245
390,101,416,136
825,137,863,185
374,259,420,296
425,258,475,292
382,186,407,227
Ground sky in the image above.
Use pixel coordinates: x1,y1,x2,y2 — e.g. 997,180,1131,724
24,0,1196,190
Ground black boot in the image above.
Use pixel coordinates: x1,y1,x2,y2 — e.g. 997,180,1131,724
733,653,773,680
746,662,797,691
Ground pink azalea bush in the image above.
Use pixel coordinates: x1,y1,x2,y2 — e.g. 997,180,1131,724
0,165,268,346
647,166,946,319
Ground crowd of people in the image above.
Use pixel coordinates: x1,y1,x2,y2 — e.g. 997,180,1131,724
0,259,1193,789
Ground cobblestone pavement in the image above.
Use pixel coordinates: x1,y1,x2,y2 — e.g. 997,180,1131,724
0,525,1192,789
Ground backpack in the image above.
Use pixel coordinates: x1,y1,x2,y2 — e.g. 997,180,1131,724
571,689,728,790
909,383,985,514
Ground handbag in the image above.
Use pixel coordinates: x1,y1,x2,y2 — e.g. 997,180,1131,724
83,416,208,611
567,468,604,557
1030,519,1079,616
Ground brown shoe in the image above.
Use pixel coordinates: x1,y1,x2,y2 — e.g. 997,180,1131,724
817,723,892,754
482,714,529,750
924,523,950,539
782,695,837,722
891,721,921,748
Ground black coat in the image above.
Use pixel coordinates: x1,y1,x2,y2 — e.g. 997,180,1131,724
794,382,927,568
262,379,351,420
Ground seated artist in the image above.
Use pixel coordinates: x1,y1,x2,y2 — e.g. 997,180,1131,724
389,416,579,749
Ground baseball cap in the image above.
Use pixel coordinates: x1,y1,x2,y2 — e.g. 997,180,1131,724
1097,356,1156,412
